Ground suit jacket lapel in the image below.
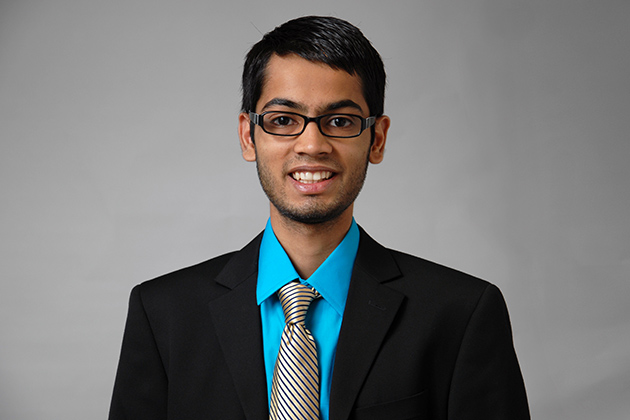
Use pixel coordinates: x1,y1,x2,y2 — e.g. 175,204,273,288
207,233,269,420
329,228,405,420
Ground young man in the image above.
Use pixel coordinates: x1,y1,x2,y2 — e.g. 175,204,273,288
109,16,530,420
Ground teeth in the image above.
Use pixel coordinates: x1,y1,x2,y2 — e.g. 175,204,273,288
291,171,333,183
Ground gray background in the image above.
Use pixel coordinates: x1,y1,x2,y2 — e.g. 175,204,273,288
1,0,628,419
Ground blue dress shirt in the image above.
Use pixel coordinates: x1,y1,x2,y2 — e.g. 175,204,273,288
256,218,359,420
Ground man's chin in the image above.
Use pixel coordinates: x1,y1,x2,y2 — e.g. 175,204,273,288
275,203,349,226
279,210,340,225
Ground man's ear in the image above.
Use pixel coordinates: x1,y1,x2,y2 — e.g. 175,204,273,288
369,115,390,164
238,112,256,162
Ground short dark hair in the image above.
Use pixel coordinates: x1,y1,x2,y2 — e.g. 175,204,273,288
241,16,386,117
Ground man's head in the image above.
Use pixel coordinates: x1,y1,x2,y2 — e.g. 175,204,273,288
241,16,386,118
238,16,390,227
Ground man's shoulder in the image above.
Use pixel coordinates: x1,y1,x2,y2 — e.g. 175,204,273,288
389,247,495,300
389,248,489,288
357,228,495,305
132,232,263,306
358,228,490,290
130,251,238,306
146,250,238,286
373,246,510,324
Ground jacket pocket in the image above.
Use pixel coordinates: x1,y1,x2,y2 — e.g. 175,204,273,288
349,390,428,420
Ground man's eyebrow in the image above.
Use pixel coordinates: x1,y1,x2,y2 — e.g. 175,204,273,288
261,98,306,112
261,98,365,114
322,100,364,114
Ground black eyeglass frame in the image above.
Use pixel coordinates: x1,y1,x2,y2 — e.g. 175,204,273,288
249,111,376,139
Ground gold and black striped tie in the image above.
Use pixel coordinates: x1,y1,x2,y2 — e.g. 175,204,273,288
270,281,321,420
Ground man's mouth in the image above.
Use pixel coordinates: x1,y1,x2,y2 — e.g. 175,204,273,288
290,171,334,184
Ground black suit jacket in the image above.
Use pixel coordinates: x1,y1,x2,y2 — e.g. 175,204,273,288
109,228,530,419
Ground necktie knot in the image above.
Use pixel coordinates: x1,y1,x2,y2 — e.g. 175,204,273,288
277,281,320,326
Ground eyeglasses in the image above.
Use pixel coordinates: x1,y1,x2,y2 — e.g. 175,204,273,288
249,111,376,139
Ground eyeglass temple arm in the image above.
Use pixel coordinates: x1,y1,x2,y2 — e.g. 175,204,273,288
249,112,261,126
364,116,376,130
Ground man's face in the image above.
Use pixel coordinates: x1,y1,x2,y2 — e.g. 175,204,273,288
239,54,389,225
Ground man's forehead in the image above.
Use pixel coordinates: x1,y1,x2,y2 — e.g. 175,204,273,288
257,54,367,113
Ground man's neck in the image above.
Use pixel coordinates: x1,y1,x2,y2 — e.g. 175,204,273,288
269,205,354,279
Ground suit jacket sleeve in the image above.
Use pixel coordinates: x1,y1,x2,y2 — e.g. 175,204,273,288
447,284,530,419
109,285,168,420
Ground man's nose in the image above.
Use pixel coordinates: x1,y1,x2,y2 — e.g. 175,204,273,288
292,120,333,155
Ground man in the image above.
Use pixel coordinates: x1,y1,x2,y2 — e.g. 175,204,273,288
109,16,530,420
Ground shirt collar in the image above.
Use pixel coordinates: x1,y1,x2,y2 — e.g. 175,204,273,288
256,218,360,316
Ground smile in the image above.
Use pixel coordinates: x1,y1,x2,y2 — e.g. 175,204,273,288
290,171,334,183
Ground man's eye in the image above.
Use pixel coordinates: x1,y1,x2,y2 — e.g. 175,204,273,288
328,116,354,128
269,115,297,126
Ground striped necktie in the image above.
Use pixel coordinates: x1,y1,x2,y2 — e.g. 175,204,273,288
270,281,321,420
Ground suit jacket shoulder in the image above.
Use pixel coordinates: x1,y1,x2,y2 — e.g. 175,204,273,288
134,231,262,311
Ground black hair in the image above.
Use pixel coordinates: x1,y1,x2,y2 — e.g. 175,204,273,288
241,16,386,117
